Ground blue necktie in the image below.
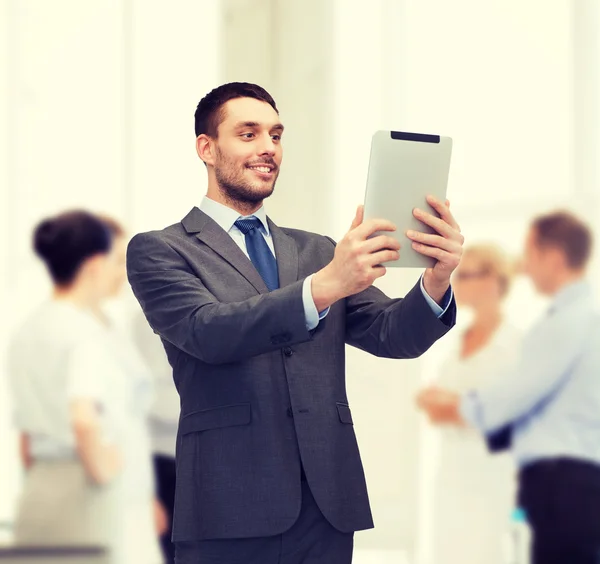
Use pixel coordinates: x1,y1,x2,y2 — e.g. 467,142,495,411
234,218,279,291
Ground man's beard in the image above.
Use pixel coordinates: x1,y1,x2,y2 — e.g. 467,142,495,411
214,148,279,206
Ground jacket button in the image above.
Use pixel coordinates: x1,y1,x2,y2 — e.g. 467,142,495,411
283,347,293,357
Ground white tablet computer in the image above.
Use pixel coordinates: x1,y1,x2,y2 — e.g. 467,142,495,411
363,130,453,268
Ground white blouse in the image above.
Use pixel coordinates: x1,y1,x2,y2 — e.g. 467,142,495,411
9,299,155,501
430,320,523,564
9,300,108,457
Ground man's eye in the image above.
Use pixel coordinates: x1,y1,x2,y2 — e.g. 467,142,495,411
271,134,281,141
241,133,254,139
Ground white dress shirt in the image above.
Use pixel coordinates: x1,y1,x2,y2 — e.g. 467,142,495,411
199,196,451,326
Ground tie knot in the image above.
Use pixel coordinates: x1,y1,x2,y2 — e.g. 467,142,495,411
234,217,262,235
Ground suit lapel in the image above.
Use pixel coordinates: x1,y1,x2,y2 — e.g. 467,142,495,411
181,207,268,294
269,219,299,288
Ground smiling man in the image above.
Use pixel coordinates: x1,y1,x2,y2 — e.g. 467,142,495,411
126,82,463,564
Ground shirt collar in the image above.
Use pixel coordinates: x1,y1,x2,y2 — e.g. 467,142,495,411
549,278,592,313
200,196,270,235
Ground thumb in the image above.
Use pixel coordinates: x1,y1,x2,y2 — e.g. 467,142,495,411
350,205,364,230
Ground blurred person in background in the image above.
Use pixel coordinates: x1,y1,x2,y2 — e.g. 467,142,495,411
418,211,600,564
133,309,180,564
424,244,521,564
8,210,164,564
98,216,168,561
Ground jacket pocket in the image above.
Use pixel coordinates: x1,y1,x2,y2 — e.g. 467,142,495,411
179,403,251,435
336,402,354,425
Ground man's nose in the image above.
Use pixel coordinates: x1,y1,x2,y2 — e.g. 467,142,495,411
257,133,276,155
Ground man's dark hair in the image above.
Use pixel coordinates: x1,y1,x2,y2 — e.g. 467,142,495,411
194,82,278,138
532,210,593,270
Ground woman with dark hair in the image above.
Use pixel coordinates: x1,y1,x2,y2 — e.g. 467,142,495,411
8,210,163,563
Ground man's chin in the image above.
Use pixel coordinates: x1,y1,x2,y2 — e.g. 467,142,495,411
246,182,276,201
217,175,277,204
230,186,275,205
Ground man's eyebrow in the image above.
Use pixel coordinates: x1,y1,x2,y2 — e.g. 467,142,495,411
234,121,260,129
233,121,285,132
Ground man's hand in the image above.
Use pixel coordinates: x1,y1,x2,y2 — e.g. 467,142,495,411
416,386,464,426
407,196,464,304
311,205,400,311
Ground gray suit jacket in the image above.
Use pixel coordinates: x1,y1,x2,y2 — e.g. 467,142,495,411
126,206,455,542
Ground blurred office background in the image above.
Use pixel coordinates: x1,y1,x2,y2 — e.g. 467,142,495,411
1,1,599,562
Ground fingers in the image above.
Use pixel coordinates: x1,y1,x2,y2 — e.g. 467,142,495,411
405,230,461,254
418,196,460,233
371,265,387,280
350,205,364,230
416,387,437,406
353,218,397,240
413,207,452,238
367,248,400,266
413,209,464,245
410,242,457,265
415,387,458,424
411,237,461,272
425,195,460,231
363,234,401,254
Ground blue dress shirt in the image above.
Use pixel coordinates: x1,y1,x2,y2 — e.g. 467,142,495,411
200,197,452,330
460,280,600,468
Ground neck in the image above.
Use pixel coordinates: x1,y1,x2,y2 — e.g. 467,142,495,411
470,304,503,332
548,269,585,297
53,284,97,310
206,181,263,217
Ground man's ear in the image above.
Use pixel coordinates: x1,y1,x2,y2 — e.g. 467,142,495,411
196,134,214,166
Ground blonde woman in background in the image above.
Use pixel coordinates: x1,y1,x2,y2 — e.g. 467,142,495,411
420,244,521,564
9,211,163,563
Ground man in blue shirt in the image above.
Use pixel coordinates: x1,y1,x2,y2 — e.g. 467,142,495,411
418,211,599,564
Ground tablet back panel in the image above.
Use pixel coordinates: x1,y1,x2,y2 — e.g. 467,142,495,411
363,130,453,268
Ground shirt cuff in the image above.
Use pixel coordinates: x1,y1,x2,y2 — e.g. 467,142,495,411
302,275,330,331
419,275,453,318
460,391,486,432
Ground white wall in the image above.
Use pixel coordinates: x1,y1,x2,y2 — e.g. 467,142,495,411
0,0,13,540
572,0,600,286
0,0,220,527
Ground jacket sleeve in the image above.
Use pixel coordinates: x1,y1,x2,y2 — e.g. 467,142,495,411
126,232,312,365
345,281,455,359
316,235,456,359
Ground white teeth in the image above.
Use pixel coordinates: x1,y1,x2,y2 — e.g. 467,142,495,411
251,166,271,173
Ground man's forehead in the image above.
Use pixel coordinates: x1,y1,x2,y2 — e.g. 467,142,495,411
221,97,281,128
